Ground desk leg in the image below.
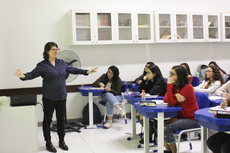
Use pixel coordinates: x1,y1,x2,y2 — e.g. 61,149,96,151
157,112,164,153
143,116,150,153
201,126,208,153
87,92,97,129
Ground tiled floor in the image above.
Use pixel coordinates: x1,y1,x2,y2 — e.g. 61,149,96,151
38,118,209,153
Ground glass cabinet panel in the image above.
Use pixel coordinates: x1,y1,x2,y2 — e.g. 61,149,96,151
224,16,230,39
138,14,151,40
176,14,188,40
208,15,219,39
192,15,204,39
97,13,112,41
117,13,132,40
75,13,91,41
158,14,171,40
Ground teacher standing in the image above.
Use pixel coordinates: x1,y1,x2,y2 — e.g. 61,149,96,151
14,42,97,152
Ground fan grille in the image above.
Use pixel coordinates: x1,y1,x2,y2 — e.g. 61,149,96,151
57,50,81,83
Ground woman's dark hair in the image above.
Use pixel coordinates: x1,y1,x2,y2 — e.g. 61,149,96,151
143,61,155,75
205,65,224,85
180,63,192,75
172,65,190,90
43,42,58,60
107,65,119,81
208,61,226,75
148,65,166,89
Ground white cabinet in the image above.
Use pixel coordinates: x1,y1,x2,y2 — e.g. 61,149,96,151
0,106,38,153
191,12,221,42
69,9,115,45
115,10,154,44
221,13,230,42
155,11,191,43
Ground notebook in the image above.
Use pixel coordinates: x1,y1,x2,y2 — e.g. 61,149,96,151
10,94,37,106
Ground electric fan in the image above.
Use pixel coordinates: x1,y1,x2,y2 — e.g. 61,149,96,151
57,50,81,83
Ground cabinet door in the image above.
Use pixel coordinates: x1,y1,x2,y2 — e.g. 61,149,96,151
207,13,221,42
94,11,115,44
191,13,205,42
155,11,173,43
135,11,154,44
221,13,230,42
175,12,190,42
69,10,94,45
115,11,135,44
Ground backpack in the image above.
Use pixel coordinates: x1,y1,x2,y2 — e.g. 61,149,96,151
197,64,208,81
82,102,101,125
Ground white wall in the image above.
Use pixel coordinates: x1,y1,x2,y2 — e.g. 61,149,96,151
1,0,230,122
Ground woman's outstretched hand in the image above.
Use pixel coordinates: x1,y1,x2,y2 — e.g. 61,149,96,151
87,67,98,74
14,69,25,78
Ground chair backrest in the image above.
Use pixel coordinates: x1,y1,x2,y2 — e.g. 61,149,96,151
164,78,168,84
195,92,210,109
192,76,199,87
121,81,128,92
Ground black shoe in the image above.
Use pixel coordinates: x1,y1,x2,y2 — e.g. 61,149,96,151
46,142,57,152
181,133,187,140
139,137,152,144
164,151,172,153
59,141,69,150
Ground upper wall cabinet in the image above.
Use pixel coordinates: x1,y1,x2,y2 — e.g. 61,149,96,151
115,10,154,44
68,9,115,45
221,13,230,42
155,11,191,43
191,12,221,42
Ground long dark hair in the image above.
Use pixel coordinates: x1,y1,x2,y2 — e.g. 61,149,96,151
43,42,58,60
172,65,190,90
180,63,192,75
148,65,166,89
205,65,224,85
107,65,119,81
208,61,227,75
143,62,155,75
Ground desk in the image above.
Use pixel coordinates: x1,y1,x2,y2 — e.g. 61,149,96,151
0,106,38,153
195,108,230,153
134,102,182,153
124,94,163,140
78,86,104,129
128,83,139,92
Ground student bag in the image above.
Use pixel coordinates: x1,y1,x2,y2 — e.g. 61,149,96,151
82,102,101,125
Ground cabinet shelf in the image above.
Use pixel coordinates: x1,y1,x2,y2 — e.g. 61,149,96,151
98,26,112,28
159,26,171,28
177,26,187,28
193,26,203,28
119,26,132,28
76,26,90,29
209,26,218,29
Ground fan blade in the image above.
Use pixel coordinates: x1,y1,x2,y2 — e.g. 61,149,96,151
67,59,78,65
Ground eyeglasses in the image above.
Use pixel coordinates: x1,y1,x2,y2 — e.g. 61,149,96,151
51,48,60,52
169,71,176,76
206,70,213,73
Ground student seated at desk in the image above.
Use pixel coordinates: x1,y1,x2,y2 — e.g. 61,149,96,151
209,61,228,82
134,61,154,84
194,65,224,95
207,97,230,153
163,65,199,153
92,65,126,128
180,62,193,83
215,80,230,98
137,64,167,144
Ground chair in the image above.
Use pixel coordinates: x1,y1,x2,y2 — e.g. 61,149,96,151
174,92,210,153
164,78,168,85
99,81,128,124
191,76,199,87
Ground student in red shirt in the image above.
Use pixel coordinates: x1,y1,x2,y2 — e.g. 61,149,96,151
163,65,199,153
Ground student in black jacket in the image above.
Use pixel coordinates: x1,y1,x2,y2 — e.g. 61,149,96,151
137,65,167,144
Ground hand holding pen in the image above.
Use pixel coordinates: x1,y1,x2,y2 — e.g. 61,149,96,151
220,99,228,108
221,89,230,98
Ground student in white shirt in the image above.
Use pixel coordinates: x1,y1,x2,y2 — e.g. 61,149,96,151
194,65,224,95
215,80,230,98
